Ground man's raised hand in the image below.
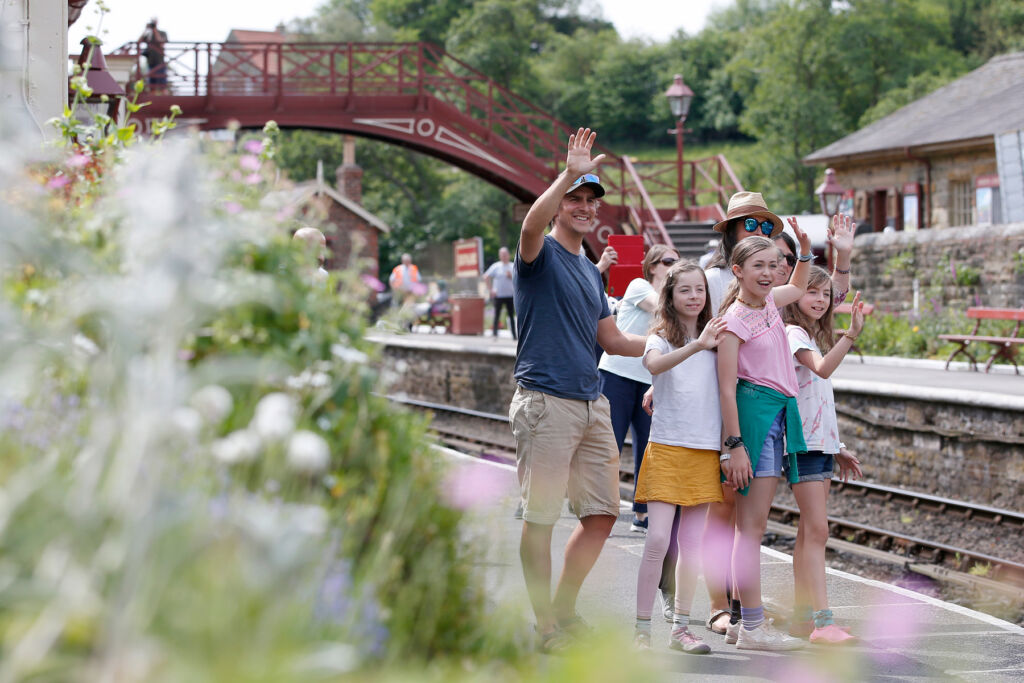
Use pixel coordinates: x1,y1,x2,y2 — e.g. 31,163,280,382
566,128,606,178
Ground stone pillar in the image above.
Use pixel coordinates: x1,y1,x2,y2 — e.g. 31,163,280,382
336,135,363,203
0,0,68,141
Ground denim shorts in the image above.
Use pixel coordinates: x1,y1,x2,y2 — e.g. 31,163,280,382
788,450,834,484
753,409,785,478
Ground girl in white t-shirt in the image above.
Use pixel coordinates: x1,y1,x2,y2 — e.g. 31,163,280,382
782,266,866,645
632,262,728,653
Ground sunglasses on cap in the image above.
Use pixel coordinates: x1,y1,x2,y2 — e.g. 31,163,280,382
660,256,678,266
744,217,775,236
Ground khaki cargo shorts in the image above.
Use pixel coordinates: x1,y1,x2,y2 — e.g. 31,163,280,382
508,386,621,525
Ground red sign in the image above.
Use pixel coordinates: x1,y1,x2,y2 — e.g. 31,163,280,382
453,237,483,278
975,174,1000,188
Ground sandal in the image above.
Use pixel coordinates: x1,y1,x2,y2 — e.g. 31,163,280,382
705,609,732,635
537,626,573,655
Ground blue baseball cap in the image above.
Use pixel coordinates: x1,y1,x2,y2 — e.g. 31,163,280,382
566,173,605,198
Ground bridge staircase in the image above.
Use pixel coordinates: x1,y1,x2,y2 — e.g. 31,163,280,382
111,40,743,256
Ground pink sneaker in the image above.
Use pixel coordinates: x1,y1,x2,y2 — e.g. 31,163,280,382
810,624,857,645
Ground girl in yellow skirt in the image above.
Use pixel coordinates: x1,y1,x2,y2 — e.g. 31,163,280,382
633,261,728,652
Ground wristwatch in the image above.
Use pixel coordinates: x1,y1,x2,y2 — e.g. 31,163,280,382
724,435,743,450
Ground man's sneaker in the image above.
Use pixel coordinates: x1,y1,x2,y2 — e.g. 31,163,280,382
660,590,675,622
724,619,740,645
809,624,857,645
736,620,807,651
633,629,652,651
630,516,648,533
669,626,711,654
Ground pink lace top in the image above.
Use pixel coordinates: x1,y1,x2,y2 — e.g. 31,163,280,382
723,291,800,397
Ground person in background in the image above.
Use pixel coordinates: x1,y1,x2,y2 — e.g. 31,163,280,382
484,246,516,339
699,239,719,269
139,18,168,88
511,127,646,654
292,226,329,287
388,253,421,307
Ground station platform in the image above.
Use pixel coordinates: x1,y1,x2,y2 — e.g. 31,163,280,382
370,328,1024,409
443,448,1024,682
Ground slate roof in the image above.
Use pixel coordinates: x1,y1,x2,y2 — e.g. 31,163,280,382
805,51,1024,164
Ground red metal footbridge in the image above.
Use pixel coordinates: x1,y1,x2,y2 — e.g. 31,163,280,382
116,41,742,257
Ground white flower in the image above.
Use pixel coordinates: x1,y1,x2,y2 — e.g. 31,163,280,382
170,407,202,442
286,430,330,475
190,385,233,424
251,392,297,440
72,333,100,357
330,344,368,364
211,429,261,464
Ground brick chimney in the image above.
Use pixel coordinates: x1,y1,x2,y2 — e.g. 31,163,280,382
336,135,363,204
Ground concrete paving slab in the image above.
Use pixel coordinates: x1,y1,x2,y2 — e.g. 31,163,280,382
443,448,1024,681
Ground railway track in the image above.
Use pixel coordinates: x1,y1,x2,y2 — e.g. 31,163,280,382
391,395,1024,599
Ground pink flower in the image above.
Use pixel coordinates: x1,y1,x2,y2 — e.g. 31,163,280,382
410,282,428,296
46,175,70,190
66,154,90,169
360,274,386,292
239,155,261,172
244,173,262,185
224,201,243,214
243,139,264,154
441,460,515,510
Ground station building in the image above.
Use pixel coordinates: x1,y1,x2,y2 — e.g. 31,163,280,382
804,51,1024,232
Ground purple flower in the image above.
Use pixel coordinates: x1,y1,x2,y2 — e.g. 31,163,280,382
67,153,90,169
243,139,264,154
360,274,386,293
239,155,261,172
244,172,262,185
46,175,70,190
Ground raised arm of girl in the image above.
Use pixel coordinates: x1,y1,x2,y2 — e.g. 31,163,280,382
644,318,727,375
794,292,865,379
772,217,812,308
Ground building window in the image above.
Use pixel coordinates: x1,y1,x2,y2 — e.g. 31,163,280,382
949,180,974,226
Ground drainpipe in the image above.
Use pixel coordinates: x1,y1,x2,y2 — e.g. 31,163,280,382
904,147,931,228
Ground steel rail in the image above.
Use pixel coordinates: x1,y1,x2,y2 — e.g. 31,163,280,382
391,395,1024,593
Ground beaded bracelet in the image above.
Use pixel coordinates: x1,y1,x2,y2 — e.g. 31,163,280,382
835,266,851,274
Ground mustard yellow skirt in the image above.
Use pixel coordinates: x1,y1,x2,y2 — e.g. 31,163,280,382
635,441,724,507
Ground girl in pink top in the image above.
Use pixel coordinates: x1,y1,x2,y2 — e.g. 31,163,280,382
717,219,812,652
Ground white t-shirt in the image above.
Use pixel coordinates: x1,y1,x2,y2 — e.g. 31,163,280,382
787,325,841,453
705,266,734,317
598,278,656,384
484,260,515,298
642,334,721,450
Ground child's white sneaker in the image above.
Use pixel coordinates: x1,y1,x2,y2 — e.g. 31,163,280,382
736,620,806,651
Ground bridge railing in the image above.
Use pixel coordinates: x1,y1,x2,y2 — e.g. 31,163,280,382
116,40,743,243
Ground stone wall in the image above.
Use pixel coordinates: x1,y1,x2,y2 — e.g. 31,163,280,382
849,222,1024,312
377,339,1024,509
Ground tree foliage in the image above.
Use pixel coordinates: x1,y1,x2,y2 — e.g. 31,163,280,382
276,0,1017,254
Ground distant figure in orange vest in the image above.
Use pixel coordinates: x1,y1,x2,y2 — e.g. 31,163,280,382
389,253,421,305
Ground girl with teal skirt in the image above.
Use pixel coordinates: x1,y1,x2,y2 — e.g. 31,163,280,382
716,217,812,652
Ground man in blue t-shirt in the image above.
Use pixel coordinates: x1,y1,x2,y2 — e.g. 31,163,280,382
511,127,646,653
484,246,516,339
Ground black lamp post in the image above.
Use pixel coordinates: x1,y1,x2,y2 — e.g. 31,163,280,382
665,74,694,223
815,168,846,218
73,38,123,128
